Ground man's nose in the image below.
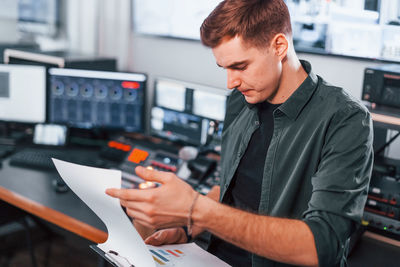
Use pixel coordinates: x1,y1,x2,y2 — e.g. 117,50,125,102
227,69,241,89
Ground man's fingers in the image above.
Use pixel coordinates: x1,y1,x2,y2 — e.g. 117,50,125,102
125,207,152,222
145,228,187,246
106,188,129,198
105,188,149,201
145,231,165,245
135,166,169,183
121,201,153,215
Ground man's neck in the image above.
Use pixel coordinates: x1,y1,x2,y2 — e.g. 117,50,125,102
268,53,308,104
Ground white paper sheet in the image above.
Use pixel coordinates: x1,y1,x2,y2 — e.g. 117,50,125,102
52,159,230,267
52,158,155,267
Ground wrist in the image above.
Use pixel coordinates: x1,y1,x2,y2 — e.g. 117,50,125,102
187,192,200,235
191,194,215,230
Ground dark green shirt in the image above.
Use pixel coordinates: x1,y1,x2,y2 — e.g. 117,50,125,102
215,60,373,267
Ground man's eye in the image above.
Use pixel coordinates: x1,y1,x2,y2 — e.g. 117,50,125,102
235,66,247,71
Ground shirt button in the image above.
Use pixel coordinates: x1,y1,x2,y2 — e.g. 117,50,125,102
237,151,242,157
255,121,260,126
224,184,228,189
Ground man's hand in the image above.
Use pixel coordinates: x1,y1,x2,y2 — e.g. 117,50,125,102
134,219,155,240
106,166,198,230
145,222,207,246
145,228,188,246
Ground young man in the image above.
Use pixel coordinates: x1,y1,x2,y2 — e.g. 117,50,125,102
106,0,373,266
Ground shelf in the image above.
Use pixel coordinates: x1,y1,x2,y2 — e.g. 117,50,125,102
366,104,400,130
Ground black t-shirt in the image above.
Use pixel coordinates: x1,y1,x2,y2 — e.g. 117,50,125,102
208,101,280,266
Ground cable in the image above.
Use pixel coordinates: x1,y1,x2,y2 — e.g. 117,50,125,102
375,131,400,156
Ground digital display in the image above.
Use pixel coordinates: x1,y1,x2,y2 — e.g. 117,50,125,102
151,107,206,145
33,124,67,146
151,77,229,146
48,68,146,132
134,0,400,63
18,0,59,36
0,72,9,98
155,80,186,111
133,0,222,40
193,90,226,121
0,64,46,123
382,76,400,107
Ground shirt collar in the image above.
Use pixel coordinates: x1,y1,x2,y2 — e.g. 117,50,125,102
277,60,319,120
241,60,319,117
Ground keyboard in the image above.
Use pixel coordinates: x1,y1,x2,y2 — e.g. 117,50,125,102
9,148,98,171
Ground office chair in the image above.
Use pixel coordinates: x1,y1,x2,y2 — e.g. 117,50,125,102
0,201,53,267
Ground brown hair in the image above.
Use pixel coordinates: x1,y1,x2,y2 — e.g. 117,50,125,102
200,0,292,48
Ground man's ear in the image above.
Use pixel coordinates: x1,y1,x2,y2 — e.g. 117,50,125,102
271,33,288,60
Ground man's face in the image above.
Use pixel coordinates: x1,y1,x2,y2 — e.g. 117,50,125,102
212,36,282,104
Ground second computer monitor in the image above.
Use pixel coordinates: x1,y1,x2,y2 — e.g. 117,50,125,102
0,64,46,123
48,68,147,132
151,77,230,146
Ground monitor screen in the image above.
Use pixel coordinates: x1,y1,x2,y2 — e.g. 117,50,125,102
151,77,230,146
17,0,59,36
0,64,46,123
133,0,222,40
48,68,147,133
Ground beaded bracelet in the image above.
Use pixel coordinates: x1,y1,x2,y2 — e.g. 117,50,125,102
187,192,200,236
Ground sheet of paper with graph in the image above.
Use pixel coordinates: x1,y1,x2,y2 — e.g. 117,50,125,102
53,159,230,267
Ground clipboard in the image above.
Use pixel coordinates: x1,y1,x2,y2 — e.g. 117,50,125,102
90,245,134,267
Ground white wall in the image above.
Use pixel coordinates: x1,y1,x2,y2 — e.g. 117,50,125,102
131,35,225,86
0,0,18,43
66,0,98,54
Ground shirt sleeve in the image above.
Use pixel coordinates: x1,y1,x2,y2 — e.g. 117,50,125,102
304,211,354,266
302,102,374,266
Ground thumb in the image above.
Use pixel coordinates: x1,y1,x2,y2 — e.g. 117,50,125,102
135,166,167,184
144,231,165,246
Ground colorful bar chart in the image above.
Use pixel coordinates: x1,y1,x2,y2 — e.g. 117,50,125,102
152,255,166,266
150,248,186,266
166,250,179,257
150,249,169,262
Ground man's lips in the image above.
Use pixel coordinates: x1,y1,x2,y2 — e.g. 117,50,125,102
239,89,252,95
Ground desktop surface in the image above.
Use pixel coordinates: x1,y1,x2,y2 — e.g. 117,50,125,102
348,232,400,266
0,138,399,266
0,147,107,243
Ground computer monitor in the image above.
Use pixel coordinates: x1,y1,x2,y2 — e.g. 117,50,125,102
17,0,59,37
0,64,46,123
48,68,147,133
150,77,230,147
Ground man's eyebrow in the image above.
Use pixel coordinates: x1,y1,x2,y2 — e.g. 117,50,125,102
217,60,249,69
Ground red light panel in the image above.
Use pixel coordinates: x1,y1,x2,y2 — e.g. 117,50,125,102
127,148,149,164
121,81,140,89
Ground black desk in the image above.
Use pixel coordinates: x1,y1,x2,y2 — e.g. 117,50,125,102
0,148,107,243
348,231,400,266
1,146,400,265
